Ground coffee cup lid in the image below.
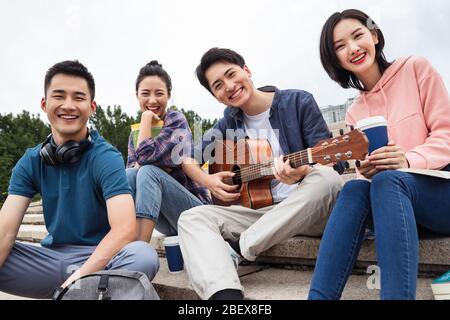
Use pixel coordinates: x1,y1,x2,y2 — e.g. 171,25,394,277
163,236,179,246
355,116,387,130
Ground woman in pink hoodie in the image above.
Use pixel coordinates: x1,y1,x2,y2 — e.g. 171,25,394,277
309,9,450,300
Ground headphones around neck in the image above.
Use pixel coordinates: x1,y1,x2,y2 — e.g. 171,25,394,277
40,131,92,166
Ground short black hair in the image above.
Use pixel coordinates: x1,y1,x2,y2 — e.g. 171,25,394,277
320,9,392,91
44,60,95,100
196,48,246,94
136,60,172,96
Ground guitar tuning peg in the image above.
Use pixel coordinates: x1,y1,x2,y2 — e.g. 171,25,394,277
333,162,345,175
349,125,355,131
339,129,344,136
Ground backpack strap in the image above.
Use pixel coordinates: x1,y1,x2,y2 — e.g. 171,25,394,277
52,287,66,300
97,274,111,300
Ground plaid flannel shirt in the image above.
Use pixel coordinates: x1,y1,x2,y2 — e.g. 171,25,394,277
127,110,211,205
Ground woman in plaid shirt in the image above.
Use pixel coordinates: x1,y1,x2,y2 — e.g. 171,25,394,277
126,61,211,242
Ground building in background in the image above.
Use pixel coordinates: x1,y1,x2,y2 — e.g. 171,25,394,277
320,97,357,172
320,97,355,125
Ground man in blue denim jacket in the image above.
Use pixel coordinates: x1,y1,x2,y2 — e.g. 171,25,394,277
179,48,344,300
194,84,331,160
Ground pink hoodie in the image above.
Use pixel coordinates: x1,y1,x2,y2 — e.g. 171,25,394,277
346,56,450,170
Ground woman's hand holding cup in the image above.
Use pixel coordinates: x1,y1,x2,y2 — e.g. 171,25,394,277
357,159,379,179
368,140,410,170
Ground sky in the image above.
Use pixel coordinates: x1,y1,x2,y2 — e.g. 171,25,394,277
1,0,450,122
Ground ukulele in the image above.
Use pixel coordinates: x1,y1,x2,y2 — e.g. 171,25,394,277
209,129,369,209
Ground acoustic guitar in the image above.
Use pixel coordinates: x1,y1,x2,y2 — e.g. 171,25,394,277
209,129,369,209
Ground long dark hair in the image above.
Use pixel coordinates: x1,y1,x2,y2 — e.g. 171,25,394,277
135,60,172,96
320,9,392,91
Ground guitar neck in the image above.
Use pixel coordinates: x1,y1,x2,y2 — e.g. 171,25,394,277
228,130,368,185
285,149,313,169
238,149,312,183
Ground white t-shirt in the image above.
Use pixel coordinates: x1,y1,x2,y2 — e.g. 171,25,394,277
243,109,299,203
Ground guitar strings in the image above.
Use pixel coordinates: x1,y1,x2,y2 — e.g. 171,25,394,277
230,159,310,183
232,152,310,177
218,133,357,184
226,151,311,183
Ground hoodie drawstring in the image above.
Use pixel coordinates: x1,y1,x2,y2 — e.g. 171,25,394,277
380,85,389,121
361,84,389,121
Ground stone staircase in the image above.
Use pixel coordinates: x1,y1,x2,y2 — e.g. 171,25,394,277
11,195,450,301
18,201,47,243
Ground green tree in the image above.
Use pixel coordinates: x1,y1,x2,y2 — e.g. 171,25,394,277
90,105,137,163
169,105,217,143
0,111,50,205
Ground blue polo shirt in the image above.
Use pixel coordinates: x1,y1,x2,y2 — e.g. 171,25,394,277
8,130,131,247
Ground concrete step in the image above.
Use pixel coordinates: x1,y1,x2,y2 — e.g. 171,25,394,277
25,205,43,215
151,231,450,276
22,202,450,276
0,292,33,300
22,214,45,225
257,235,450,275
0,256,436,300
28,200,42,208
150,230,165,255
152,257,435,300
17,225,48,243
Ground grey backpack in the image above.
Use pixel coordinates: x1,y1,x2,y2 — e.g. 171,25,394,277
52,270,160,300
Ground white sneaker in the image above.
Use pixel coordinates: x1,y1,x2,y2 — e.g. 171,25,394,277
227,242,243,269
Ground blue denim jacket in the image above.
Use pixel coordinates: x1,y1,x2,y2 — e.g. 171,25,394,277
193,87,331,164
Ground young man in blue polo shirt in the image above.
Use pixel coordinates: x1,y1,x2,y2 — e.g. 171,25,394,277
0,60,159,299
179,48,344,300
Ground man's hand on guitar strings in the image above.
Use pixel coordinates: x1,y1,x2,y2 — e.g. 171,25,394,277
205,172,240,202
272,155,311,185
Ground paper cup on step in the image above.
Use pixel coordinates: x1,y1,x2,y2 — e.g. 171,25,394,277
163,236,184,273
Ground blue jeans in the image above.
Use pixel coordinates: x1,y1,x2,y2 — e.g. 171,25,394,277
126,165,203,236
308,170,450,300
